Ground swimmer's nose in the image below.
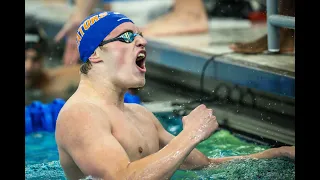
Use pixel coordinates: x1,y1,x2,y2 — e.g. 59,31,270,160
135,35,147,48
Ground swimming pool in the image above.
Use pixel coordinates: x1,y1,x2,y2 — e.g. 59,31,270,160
25,112,295,180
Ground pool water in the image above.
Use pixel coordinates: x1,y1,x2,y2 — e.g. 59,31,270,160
25,113,295,180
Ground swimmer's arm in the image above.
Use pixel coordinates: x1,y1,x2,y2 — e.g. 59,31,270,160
147,108,295,170
151,116,295,169
208,146,295,165
148,110,211,170
59,106,206,180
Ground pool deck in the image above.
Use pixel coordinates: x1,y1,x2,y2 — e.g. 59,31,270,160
145,24,295,99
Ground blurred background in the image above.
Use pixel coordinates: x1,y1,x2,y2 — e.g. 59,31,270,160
25,0,295,179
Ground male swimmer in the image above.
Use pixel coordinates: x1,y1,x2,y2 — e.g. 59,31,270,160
55,11,295,180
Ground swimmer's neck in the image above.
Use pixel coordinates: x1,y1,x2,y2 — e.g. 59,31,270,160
79,75,126,110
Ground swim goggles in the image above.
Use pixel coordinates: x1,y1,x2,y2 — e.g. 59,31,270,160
99,30,143,46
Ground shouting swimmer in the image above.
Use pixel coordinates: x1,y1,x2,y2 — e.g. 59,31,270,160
55,12,295,180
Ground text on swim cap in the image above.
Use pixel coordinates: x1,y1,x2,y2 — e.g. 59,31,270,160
76,12,108,46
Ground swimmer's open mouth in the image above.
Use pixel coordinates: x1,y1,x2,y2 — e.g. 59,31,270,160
136,50,146,72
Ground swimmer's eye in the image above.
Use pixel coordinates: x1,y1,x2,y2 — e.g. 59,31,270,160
99,31,142,46
118,32,133,43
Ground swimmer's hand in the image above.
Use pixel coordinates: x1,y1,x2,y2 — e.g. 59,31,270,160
277,146,295,159
54,11,85,66
182,104,219,143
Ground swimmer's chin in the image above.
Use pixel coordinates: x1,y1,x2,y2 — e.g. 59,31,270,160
130,81,146,89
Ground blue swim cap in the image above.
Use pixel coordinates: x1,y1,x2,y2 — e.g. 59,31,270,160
76,11,134,62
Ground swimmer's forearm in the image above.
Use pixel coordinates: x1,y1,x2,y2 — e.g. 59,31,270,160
208,148,281,165
74,0,99,16
124,130,200,180
179,148,211,170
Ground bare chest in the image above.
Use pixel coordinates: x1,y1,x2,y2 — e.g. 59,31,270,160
111,115,160,162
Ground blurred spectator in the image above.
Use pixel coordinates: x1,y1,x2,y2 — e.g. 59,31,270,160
141,0,208,37
25,18,80,105
229,0,295,54
54,0,112,66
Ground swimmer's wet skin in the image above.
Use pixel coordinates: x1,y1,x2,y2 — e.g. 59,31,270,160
55,11,295,180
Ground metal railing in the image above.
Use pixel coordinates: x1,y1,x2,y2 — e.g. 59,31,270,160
267,0,295,52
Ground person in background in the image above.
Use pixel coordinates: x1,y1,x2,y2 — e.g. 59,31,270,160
229,0,295,54
25,18,80,105
141,0,209,36
139,0,295,54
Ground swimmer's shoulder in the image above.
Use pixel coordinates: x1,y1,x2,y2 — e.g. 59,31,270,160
56,99,112,138
55,100,111,149
57,97,105,124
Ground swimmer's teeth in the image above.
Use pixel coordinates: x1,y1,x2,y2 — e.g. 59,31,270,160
137,53,145,61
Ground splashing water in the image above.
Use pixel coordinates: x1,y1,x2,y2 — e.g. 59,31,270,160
25,161,65,180
25,115,294,180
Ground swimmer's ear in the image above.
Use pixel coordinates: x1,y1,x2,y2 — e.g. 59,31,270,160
88,51,102,63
